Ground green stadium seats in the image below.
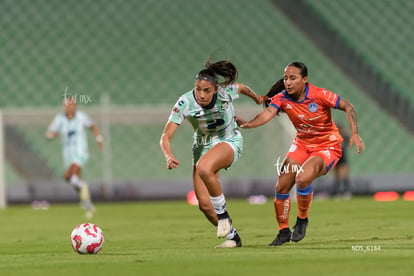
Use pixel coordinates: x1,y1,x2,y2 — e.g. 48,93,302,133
2,0,413,188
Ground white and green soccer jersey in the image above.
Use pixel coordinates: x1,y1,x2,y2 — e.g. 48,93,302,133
48,111,93,169
169,84,241,143
168,84,243,165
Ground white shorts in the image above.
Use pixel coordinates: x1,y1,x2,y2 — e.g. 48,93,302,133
192,133,243,169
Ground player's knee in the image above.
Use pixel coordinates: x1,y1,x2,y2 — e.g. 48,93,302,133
295,173,311,189
196,163,213,180
275,185,291,194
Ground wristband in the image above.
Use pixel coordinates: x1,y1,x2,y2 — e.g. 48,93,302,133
96,135,104,142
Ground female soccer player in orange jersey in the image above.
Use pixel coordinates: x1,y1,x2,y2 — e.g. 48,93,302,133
237,61,365,246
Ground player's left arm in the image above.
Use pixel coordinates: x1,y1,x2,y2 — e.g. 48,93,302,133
89,124,104,150
237,83,267,105
337,98,365,154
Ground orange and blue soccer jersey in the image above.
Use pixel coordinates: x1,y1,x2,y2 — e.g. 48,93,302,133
269,83,343,172
269,83,343,147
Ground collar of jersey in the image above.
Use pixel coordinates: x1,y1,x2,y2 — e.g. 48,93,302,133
283,83,309,103
192,90,217,109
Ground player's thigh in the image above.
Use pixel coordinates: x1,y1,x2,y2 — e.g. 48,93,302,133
196,142,234,174
64,163,82,180
275,157,298,194
296,155,326,188
309,146,342,176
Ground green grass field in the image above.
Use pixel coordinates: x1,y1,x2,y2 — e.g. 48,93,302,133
1,197,413,275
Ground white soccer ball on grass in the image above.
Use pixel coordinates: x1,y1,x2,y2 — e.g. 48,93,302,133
70,223,104,254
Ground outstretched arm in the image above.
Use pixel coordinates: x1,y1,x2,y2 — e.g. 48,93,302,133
160,121,180,169
45,131,58,140
338,98,365,154
237,106,278,129
237,83,267,105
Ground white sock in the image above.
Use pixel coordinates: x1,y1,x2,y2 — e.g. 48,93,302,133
210,194,227,215
70,175,82,189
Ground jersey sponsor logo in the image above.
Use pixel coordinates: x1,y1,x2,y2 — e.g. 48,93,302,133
308,115,322,121
68,130,76,137
193,110,205,118
206,119,225,130
173,100,185,114
308,102,318,112
286,104,292,109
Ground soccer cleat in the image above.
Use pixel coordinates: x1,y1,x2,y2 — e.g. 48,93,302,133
269,228,292,246
85,206,96,219
291,217,309,242
217,218,232,238
215,233,242,248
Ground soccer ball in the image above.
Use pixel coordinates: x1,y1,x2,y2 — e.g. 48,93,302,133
70,223,104,254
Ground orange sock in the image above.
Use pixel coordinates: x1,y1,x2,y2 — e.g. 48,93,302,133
274,194,291,230
296,192,313,219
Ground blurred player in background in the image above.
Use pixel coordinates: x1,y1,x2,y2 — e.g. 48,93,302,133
332,124,352,199
237,61,365,246
46,97,103,218
160,59,266,248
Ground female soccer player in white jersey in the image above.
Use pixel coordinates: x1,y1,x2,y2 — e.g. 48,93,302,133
46,97,103,218
160,59,266,248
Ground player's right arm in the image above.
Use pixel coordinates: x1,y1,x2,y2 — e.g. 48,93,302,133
45,115,60,140
160,121,180,170
238,106,278,129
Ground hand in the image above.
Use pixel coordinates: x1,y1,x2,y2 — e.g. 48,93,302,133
166,155,179,170
97,141,104,150
234,116,247,127
95,135,104,150
45,132,57,139
349,133,365,154
254,95,268,105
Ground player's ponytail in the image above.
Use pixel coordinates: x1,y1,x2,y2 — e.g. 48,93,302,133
264,78,284,108
203,58,238,85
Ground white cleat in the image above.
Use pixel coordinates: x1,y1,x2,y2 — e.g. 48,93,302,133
85,207,96,219
215,240,238,249
215,234,242,248
217,218,232,238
